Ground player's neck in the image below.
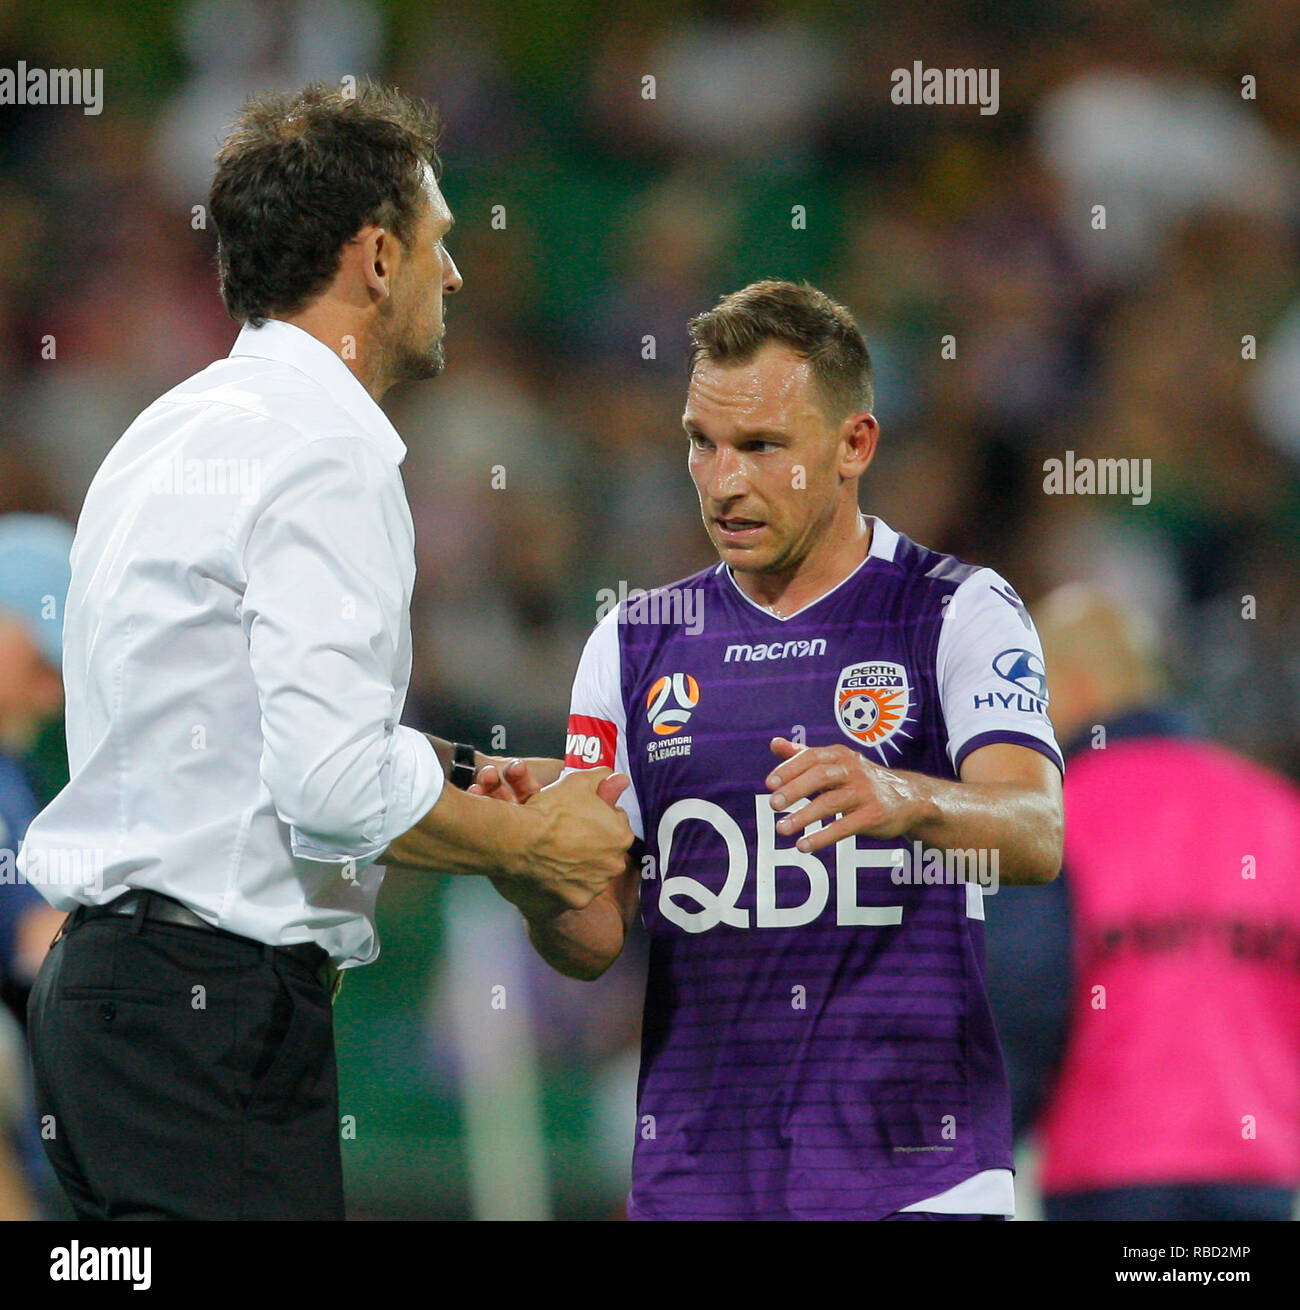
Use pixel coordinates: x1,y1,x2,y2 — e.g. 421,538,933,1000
734,511,873,619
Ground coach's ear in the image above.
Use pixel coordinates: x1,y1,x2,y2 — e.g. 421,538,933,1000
353,224,397,303
838,411,880,481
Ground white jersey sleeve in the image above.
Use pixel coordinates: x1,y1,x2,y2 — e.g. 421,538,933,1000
935,569,1064,774
562,609,644,841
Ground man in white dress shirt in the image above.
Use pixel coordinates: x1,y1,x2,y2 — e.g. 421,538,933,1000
20,82,631,1220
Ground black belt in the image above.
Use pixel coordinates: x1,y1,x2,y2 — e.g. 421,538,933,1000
59,890,342,1001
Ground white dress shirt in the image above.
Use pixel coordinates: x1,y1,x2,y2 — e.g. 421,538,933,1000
17,320,444,966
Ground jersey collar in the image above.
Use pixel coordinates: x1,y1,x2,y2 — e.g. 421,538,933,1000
720,515,899,623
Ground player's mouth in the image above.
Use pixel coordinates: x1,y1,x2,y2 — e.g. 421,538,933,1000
714,516,766,543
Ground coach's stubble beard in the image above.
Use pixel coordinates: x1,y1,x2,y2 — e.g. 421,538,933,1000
390,333,445,384
378,297,446,388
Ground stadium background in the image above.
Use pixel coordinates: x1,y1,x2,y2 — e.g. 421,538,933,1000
1,0,1297,1218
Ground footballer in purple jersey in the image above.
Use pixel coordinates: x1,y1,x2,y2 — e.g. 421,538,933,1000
479,281,1064,1220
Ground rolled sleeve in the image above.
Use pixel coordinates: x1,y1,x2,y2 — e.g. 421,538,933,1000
287,725,444,864
240,436,443,864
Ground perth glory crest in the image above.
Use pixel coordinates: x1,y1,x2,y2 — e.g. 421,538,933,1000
834,660,913,760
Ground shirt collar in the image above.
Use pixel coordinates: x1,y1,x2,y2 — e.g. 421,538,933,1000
229,319,408,466
865,515,899,562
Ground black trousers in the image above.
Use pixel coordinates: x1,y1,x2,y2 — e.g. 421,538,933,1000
26,905,344,1220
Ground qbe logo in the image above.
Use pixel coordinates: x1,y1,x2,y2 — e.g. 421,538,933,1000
646,673,699,736
650,797,989,934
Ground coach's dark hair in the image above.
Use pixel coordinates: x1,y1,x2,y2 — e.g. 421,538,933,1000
687,280,873,419
209,81,442,325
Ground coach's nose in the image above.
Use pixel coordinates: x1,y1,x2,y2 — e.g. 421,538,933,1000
443,249,462,296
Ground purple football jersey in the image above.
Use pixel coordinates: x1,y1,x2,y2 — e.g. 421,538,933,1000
566,518,1062,1219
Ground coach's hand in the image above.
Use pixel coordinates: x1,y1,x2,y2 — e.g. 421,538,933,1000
491,768,633,920
765,737,922,852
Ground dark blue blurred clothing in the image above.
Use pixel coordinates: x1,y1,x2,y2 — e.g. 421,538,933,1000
983,705,1199,1139
982,868,1072,1135
0,748,44,991
0,746,58,1213
1045,1183,1293,1222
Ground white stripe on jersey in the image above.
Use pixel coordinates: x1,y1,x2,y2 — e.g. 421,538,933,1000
563,608,645,840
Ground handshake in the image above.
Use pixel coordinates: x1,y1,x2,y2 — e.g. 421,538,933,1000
381,747,635,924
471,758,633,922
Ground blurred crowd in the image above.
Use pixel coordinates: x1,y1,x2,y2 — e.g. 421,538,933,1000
0,0,1297,1217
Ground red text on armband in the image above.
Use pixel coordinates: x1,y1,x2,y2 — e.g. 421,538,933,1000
566,715,617,768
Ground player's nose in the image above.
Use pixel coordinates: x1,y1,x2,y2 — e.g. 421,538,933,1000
707,445,747,498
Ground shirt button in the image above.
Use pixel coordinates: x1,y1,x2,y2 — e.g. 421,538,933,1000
99,1002,116,1022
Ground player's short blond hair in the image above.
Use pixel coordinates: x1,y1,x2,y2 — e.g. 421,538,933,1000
687,280,873,420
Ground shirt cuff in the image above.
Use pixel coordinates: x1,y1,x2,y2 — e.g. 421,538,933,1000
393,725,446,835
288,726,445,865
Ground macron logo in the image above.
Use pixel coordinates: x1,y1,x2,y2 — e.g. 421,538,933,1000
50,1241,151,1290
724,638,827,663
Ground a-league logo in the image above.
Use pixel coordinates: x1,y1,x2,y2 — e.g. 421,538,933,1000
834,661,912,755
646,673,699,736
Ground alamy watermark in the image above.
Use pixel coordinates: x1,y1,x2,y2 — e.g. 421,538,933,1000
50,1242,151,1290
151,454,262,505
1043,451,1151,506
890,841,1000,893
890,62,999,115
0,62,103,115
6,844,107,895
596,581,704,636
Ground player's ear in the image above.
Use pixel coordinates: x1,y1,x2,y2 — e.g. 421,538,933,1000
839,412,879,479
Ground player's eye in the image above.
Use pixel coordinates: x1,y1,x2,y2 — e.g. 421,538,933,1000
687,433,712,450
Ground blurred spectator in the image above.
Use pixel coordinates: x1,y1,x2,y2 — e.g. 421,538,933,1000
986,584,1300,1221
1034,67,1295,286
0,514,73,1219
588,2,839,167
1253,298,1300,464
582,169,739,371
0,1005,36,1219
0,515,71,1020
152,0,385,204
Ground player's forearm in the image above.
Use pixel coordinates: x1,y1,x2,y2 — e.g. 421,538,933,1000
520,895,628,981
898,771,1063,885
496,866,634,980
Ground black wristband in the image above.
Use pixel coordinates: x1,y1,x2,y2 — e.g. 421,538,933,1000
449,741,478,790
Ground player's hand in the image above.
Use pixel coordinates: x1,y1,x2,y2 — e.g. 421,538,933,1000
765,737,922,852
470,756,562,802
491,767,633,919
